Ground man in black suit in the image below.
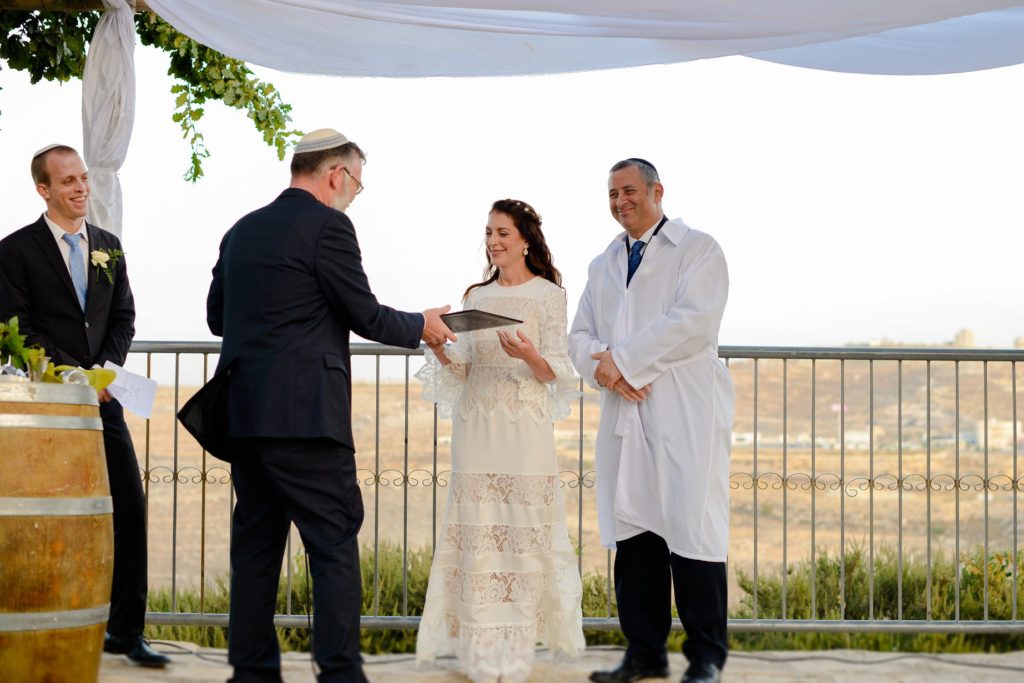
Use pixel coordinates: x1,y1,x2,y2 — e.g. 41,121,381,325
0,144,168,667
206,128,456,683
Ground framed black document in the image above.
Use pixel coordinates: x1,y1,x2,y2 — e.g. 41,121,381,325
441,310,523,333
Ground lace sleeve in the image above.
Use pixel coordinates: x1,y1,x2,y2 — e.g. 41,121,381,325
414,299,473,419
538,285,581,422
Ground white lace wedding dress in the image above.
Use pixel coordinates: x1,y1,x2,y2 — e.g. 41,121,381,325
415,276,585,683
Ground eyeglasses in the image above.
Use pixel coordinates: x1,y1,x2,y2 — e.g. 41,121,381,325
342,166,364,195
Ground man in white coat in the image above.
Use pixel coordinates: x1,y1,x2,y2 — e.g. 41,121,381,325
569,159,734,683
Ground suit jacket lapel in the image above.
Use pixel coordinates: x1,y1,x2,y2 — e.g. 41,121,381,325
84,224,99,318
30,218,81,308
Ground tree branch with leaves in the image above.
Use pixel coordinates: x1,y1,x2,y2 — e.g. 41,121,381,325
0,8,302,181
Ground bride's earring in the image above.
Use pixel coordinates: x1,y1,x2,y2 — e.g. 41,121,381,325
522,246,529,256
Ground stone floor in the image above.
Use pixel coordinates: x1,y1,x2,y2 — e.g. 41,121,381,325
97,642,1024,682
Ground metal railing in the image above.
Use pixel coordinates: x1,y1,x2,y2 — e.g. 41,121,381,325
127,342,1024,633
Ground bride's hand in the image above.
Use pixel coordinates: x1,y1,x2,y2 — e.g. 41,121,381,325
497,329,538,362
499,329,555,382
427,340,451,365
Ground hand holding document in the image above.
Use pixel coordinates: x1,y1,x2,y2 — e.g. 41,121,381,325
103,361,158,419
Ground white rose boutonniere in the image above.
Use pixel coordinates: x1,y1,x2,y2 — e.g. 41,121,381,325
90,248,124,284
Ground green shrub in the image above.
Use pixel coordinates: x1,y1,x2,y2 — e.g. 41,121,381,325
146,542,431,654
731,544,1024,652
146,543,1024,654
357,541,432,654
146,576,231,649
581,571,626,647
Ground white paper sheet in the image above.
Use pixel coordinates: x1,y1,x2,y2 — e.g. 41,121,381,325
103,361,158,419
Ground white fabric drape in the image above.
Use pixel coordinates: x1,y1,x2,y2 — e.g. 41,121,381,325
754,7,1024,75
82,0,136,240
143,0,1024,77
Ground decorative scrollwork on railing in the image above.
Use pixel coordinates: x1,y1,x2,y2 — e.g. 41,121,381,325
730,472,753,491
201,466,233,485
843,477,871,496
780,472,813,491
958,474,988,492
871,473,902,492
901,473,930,492
144,466,176,484
408,468,446,488
730,471,1024,498
843,473,927,495
729,472,753,490
355,468,451,489
559,470,597,489
812,472,843,492
753,471,785,491
140,466,233,485
985,474,1017,492
928,473,959,492
136,464,1023,496
731,471,843,492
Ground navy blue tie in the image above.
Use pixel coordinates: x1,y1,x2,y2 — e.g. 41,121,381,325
626,240,645,286
62,233,87,311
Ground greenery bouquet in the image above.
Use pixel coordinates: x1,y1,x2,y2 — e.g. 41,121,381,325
0,316,30,371
0,316,114,389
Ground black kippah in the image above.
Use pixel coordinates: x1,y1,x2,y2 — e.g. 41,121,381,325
625,158,658,174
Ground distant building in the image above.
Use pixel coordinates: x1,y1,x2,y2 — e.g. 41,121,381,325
731,432,755,446
953,328,975,348
974,418,1022,451
1015,337,1024,349
844,429,871,451
814,435,838,450
958,425,978,449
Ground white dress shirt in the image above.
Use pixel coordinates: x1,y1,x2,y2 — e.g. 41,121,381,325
44,213,90,277
625,218,660,253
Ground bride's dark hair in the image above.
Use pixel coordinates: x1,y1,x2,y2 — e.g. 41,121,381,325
463,199,563,301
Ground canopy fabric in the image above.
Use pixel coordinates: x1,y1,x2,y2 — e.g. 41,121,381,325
142,0,1024,77
82,0,135,239
753,7,1024,75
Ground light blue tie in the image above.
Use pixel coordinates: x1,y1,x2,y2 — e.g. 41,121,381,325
626,239,645,286
62,233,87,311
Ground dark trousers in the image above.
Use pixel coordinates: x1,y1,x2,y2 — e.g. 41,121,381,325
100,401,149,638
615,531,728,670
227,438,367,683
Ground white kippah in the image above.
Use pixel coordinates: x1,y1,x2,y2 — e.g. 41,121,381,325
32,143,68,159
293,128,350,154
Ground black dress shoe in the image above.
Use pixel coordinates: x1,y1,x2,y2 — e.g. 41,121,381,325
590,658,670,683
103,633,170,667
680,662,721,683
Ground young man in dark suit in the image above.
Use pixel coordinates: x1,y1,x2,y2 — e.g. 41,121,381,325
0,144,168,667
206,128,456,683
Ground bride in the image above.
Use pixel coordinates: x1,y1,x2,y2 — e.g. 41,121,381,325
415,199,585,682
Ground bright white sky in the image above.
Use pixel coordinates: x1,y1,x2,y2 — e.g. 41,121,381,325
2,45,1022,350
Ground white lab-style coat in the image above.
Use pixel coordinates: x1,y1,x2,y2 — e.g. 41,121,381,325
568,218,734,562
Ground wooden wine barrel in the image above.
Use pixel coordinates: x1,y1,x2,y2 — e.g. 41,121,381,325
0,379,113,683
